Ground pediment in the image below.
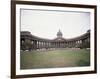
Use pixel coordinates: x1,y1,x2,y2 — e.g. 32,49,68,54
53,37,66,42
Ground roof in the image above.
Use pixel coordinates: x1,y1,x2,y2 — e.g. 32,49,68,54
21,30,90,42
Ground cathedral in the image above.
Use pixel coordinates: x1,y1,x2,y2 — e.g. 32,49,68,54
21,30,90,51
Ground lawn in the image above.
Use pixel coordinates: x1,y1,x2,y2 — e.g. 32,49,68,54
20,49,90,69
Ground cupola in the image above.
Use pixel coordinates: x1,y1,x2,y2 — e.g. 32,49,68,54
57,29,63,38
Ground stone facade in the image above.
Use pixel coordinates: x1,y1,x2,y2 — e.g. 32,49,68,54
21,30,90,51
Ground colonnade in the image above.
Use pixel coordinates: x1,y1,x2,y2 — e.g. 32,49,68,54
21,36,90,51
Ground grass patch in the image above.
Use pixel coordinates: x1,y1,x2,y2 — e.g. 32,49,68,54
20,49,90,69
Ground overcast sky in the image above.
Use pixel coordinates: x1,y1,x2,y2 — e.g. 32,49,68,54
21,9,90,39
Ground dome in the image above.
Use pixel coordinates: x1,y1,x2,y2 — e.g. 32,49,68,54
57,29,63,38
